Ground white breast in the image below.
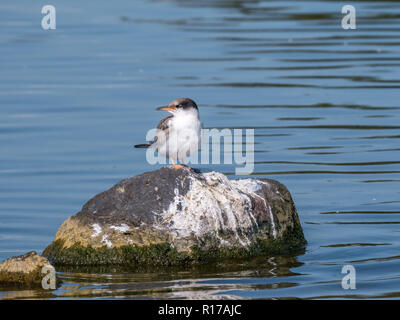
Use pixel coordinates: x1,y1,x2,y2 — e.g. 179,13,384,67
167,109,201,161
171,109,199,130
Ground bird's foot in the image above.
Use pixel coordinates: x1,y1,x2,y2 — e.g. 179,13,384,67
172,163,192,170
170,157,191,170
172,163,184,170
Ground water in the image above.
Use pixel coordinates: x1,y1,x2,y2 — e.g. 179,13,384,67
0,0,399,299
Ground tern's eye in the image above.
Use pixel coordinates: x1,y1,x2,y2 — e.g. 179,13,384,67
177,104,183,109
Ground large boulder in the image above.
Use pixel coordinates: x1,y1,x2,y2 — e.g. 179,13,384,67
43,168,306,266
0,251,54,288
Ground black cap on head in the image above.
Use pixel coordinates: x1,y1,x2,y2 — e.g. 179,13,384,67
156,97,198,113
170,98,198,110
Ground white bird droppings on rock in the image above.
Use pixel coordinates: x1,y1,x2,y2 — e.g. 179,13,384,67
231,178,277,239
109,224,130,233
91,223,102,237
101,234,112,248
162,172,261,247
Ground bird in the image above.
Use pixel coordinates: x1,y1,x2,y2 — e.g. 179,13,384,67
134,98,201,170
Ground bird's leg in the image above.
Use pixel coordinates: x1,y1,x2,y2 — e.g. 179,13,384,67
169,156,183,169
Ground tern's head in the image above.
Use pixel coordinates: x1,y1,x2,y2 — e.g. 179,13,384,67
156,98,198,114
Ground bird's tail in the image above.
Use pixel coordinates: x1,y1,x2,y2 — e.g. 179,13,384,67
134,143,151,148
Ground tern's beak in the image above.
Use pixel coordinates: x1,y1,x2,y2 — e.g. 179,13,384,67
156,106,176,112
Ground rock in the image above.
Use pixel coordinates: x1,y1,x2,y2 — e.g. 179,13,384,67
43,168,306,266
0,251,54,288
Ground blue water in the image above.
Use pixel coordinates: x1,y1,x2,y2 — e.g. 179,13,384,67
1,0,400,299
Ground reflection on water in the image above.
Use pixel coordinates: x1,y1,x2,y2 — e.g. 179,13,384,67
1,0,400,299
2,255,303,299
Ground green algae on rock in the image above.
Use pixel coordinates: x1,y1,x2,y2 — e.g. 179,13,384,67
43,168,306,266
0,251,54,288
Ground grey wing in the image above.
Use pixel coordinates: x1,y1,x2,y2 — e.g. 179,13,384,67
157,115,173,130
150,115,172,147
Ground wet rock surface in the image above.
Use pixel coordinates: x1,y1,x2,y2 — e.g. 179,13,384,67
43,167,306,266
0,251,52,288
